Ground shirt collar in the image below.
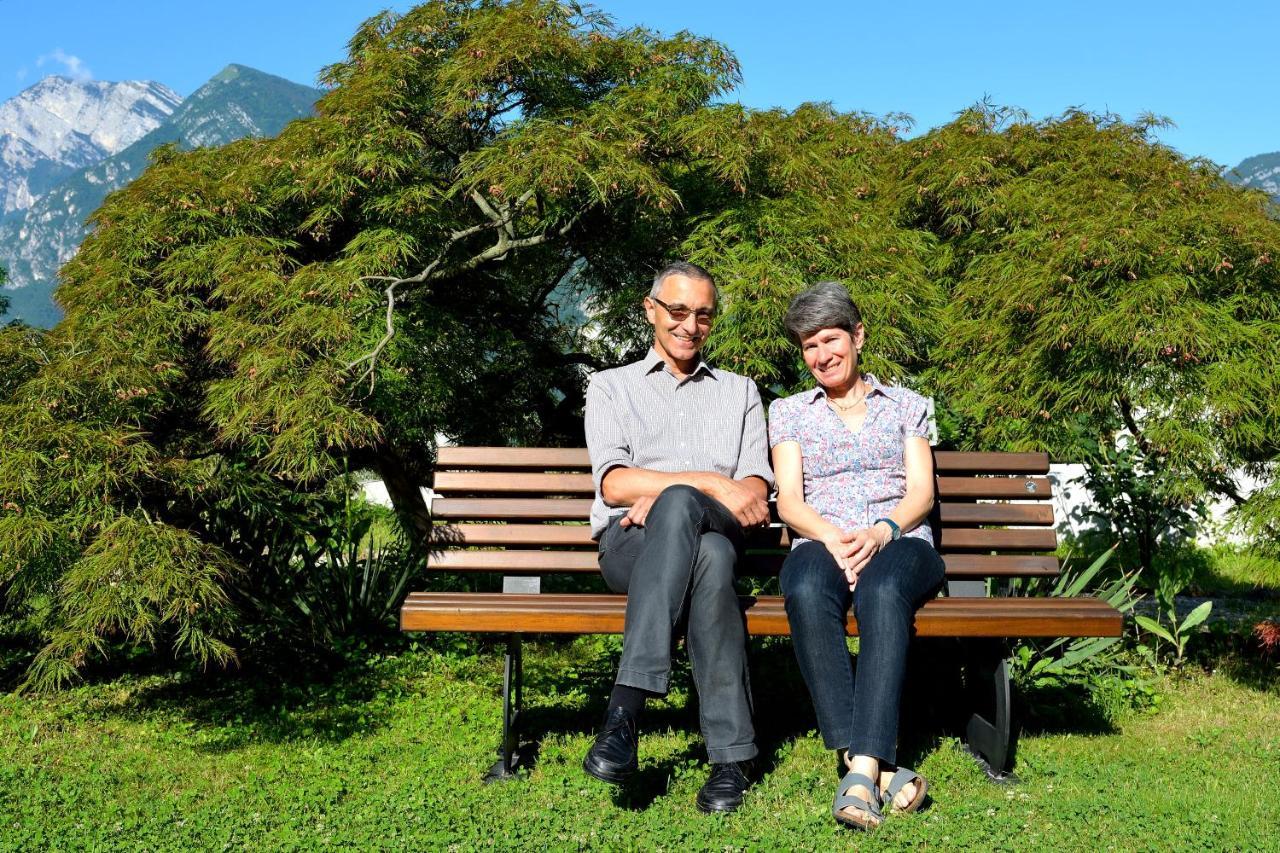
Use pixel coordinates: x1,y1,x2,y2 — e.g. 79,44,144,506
643,347,717,380
805,373,900,403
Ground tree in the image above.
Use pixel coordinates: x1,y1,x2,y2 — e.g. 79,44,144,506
0,0,883,685
6,6,1279,689
898,106,1280,554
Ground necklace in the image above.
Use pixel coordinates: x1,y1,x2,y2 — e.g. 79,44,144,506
826,387,867,413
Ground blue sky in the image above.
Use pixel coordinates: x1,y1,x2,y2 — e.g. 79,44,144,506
2,0,1276,169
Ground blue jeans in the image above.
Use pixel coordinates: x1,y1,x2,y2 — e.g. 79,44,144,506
597,485,757,763
780,537,945,764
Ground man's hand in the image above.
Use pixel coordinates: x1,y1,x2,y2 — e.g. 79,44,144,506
706,475,769,529
619,494,657,528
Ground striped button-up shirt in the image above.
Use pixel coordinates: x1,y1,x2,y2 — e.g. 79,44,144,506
584,348,774,539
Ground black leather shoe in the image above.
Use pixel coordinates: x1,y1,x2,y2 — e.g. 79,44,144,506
582,707,638,784
696,759,755,813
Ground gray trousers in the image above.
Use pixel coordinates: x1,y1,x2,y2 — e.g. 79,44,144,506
597,484,757,763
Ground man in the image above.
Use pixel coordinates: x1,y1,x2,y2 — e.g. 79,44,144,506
582,261,773,813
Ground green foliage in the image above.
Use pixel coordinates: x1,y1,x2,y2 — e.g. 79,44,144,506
1073,434,1207,574
901,105,1280,526
1134,602,1213,670
0,640,1276,847
1,0,842,685
1006,546,1144,688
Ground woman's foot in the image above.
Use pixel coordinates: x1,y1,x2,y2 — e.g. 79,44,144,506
878,766,928,813
832,770,882,830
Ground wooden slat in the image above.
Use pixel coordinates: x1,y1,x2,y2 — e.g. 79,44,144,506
436,447,1051,476
401,593,1121,638
434,471,594,494
936,477,1052,499
935,528,1057,551
437,447,592,469
933,451,1048,474
439,523,1056,553
427,549,1059,578
429,550,601,571
936,503,1055,525
940,554,1059,577
434,499,1056,526
433,498,594,520
435,471,1054,499
441,524,595,547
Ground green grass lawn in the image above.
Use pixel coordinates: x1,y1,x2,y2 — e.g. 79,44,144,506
1,634,1277,850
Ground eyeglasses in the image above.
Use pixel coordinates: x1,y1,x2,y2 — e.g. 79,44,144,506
651,296,715,324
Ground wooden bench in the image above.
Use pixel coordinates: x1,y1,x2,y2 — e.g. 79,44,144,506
401,447,1122,781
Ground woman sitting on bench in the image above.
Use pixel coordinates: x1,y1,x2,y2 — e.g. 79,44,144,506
768,281,944,831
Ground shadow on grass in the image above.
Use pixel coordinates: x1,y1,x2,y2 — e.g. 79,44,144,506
32,634,464,751
1192,623,1280,695
510,635,963,802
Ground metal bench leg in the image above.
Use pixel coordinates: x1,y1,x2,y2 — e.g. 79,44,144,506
484,633,524,782
962,638,1018,783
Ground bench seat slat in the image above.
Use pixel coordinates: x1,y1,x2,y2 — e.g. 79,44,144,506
428,550,1060,577
436,447,1051,475
401,593,1121,638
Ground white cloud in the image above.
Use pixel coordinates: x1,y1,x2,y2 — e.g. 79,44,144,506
15,67,29,82
36,49,92,82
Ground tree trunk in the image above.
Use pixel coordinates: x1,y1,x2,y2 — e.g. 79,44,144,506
374,444,433,551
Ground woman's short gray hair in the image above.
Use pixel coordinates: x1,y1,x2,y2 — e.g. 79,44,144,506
783,281,863,345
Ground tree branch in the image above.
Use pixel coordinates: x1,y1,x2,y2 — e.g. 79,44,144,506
342,195,584,392
344,281,398,393
1116,395,1155,458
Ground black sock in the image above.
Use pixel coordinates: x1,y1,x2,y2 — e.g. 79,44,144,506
606,683,650,722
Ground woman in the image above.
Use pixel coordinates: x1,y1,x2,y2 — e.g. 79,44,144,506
768,281,945,831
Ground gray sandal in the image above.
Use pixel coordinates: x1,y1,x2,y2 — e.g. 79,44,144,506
832,770,883,830
883,766,928,813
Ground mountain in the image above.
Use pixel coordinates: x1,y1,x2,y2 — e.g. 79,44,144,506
1225,152,1280,202
0,76,180,216
0,65,321,326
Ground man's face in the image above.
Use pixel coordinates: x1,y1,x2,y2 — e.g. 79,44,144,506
644,274,716,367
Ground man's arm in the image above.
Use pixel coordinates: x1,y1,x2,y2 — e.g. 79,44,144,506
602,467,767,522
598,379,770,528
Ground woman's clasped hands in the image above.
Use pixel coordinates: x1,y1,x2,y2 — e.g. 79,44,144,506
820,526,892,590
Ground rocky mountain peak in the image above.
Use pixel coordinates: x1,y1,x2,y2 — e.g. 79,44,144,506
0,76,181,160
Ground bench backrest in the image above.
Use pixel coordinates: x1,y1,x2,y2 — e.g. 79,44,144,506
428,447,1060,584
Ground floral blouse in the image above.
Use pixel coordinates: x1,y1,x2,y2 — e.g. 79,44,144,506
767,375,933,547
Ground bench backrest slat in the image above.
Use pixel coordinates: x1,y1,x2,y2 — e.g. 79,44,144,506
436,447,1051,475
429,549,1059,577
439,522,1057,552
433,471,1053,500
431,499,1055,526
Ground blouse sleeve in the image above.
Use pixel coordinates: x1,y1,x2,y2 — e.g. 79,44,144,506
904,392,932,442
767,398,798,448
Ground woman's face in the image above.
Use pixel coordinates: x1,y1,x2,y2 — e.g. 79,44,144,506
800,325,865,390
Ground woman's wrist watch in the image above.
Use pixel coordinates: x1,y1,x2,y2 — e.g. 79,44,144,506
874,517,901,543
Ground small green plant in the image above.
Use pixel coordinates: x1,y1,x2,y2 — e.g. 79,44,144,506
1006,546,1143,687
1130,547,1213,669
1133,586,1213,670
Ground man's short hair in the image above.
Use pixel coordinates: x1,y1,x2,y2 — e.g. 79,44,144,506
650,261,718,306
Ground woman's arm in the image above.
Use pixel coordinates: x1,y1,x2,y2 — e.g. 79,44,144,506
845,435,936,575
772,441,857,570
876,434,935,541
